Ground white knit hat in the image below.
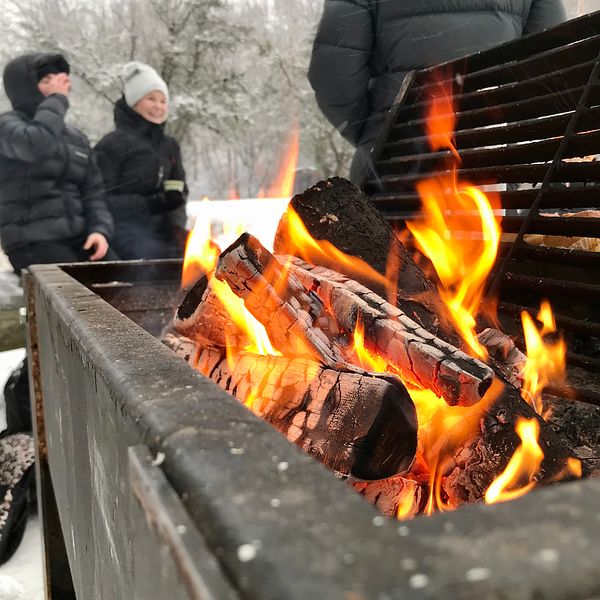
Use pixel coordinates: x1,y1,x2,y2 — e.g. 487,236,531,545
122,61,169,107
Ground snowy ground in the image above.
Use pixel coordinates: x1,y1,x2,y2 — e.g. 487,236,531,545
0,348,44,600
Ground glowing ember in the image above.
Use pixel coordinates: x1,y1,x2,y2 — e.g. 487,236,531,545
484,417,544,504
521,300,566,415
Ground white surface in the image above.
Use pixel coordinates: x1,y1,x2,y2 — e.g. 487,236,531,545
186,197,289,251
0,349,44,600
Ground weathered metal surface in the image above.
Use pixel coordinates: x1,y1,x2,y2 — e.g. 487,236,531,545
28,260,600,599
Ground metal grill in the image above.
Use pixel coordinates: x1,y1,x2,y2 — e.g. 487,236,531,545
362,11,600,406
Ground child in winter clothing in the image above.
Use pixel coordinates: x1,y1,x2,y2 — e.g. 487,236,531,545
94,62,188,260
0,53,114,273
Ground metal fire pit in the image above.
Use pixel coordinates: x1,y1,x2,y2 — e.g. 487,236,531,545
26,259,600,599
362,10,600,407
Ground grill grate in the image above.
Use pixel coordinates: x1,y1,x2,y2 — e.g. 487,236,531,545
362,11,600,406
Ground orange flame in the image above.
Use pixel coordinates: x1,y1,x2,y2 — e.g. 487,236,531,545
182,215,278,357
484,417,544,504
181,214,220,289
266,125,300,198
409,178,500,358
407,80,501,358
521,301,566,415
280,208,396,302
352,319,388,372
425,75,461,161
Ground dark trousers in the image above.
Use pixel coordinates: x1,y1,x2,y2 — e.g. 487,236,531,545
7,237,119,275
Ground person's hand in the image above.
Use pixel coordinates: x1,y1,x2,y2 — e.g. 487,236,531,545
83,233,108,261
38,73,71,98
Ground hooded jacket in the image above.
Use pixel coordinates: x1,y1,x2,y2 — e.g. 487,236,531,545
0,53,113,253
308,0,567,181
94,98,187,258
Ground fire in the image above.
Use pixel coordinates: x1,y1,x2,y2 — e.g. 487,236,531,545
425,75,461,161
521,300,566,415
352,319,388,372
280,208,395,301
484,418,544,504
407,78,500,359
181,214,220,289
266,125,300,199
182,218,278,358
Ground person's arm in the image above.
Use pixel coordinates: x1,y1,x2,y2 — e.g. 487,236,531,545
0,94,68,162
308,0,374,146
524,0,567,34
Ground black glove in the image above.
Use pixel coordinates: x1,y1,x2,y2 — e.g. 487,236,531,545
146,190,184,214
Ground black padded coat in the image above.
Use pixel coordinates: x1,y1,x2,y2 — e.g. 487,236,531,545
0,53,113,253
308,0,567,180
94,98,188,260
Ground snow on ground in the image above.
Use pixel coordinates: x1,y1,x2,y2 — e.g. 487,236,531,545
0,348,44,600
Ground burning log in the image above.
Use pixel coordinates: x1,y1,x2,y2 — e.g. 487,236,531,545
174,275,248,348
477,328,526,389
351,475,428,519
273,177,462,346
440,382,572,505
162,333,418,480
212,233,492,406
215,233,345,367
285,259,494,406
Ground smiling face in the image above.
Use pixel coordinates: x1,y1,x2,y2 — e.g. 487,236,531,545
133,90,168,124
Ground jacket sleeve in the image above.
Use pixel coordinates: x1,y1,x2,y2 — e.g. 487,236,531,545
0,94,69,162
169,140,189,200
524,0,567,34
166,138,189,232
81,148,114,240
308,0,374,146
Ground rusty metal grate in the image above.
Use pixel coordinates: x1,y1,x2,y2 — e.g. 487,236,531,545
361,11,600,406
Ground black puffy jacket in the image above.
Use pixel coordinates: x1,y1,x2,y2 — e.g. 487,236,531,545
94,98,188,259
0,53,113,253
308,0,567,180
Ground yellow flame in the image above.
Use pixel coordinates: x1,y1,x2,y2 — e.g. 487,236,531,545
181,214,220,289
352,319,389,372
280,208,395,300
409,177,500,359
521,300,566,414
266,125,300,198
182,208,278,358
406,78,501,359
484,418,544,504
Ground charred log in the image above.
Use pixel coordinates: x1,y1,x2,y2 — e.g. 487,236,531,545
440,382,572,505
273,177,461,346
215,233,345,367
543,395,600,477
477,328,526,389
351,475,428,519
163,333,418,480
174,275,248,348
286,259,494,406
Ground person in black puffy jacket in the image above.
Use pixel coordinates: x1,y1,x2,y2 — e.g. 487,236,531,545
308,0,567,182
94,62,188,260
0,53,115,273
